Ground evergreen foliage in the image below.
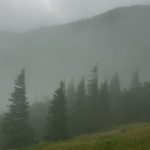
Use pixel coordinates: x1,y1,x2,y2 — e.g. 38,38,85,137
99,80,110,128
69,76,86,135
86,65,99,132
45,81,68,141
1,66,150,148
109,73,121,124
1,69,34,149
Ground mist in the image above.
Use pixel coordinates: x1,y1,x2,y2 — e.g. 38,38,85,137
0,4,149,112
0,0,150,149
0,0,149,31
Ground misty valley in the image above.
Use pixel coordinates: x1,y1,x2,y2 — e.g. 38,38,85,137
0,5,150,150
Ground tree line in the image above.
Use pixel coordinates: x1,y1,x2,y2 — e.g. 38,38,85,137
0,66,150,149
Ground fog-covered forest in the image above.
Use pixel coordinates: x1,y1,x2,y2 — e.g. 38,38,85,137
0,5,150,112
0,65,150,149
0,2,150,150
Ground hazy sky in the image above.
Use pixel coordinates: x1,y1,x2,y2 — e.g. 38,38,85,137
0,0,149,31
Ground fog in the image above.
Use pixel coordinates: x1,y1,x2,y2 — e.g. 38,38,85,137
0,1,150,149
0,0,149,31
0,1,149,112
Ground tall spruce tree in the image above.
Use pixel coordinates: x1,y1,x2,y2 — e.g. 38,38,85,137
130,68,140,89
66,79,77,114
99,80,110,128
87,65,98,100
129,69,141,122
121,69,141,123
66,79,77,135
86,65,99,132
109,73,121,124
46,81,68,141
2,69,34,149
71,76,86,135
110,73,121,110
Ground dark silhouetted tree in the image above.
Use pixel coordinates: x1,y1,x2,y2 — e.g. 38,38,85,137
45,81,68,141
99,80,110,128
2,69,34,149
86,65,99,132
109,73,121,124
130,68,140,89
120,69,141,123
66,78,76,113
71,76,86,135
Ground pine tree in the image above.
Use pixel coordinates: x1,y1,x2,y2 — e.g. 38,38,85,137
87,65,98,100
66,78,76,117
129,69,141,122
71,76,86,135
66,79,76,135
109,73,121,124
86,65,99,132
46,81,68,141
2,69,34,149
130,68,140,89
99,80,110,128
121,69,141,123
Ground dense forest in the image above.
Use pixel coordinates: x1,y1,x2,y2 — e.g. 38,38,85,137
0,65,150,149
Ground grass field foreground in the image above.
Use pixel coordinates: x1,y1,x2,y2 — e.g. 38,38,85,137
16,123,150,150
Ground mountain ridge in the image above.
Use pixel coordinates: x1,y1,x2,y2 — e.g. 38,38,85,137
0,5,150,110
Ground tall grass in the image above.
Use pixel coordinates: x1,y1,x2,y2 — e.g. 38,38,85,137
16,123,150,150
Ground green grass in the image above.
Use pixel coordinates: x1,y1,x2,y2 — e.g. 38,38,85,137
17,123,150,150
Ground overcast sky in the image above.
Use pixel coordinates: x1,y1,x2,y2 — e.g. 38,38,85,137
0,0,149,31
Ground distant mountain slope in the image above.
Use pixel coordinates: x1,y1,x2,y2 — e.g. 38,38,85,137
0,5,150,110
15,123,150,150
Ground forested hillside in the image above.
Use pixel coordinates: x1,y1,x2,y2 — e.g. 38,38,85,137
0,5,150,110
0,5,150,150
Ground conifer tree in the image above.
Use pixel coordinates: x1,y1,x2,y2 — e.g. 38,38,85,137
87,65,98,100
86,65,99,132
129,69,141,122
71,76,86,134
46,81,68,141
66,79,76,135
109,73,121,124
130,68,140,89
66,79,76,116
99,80,110,128
2,69,34,149
121,69,141,123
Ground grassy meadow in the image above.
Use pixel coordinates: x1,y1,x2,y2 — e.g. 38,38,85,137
15,123,150,150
